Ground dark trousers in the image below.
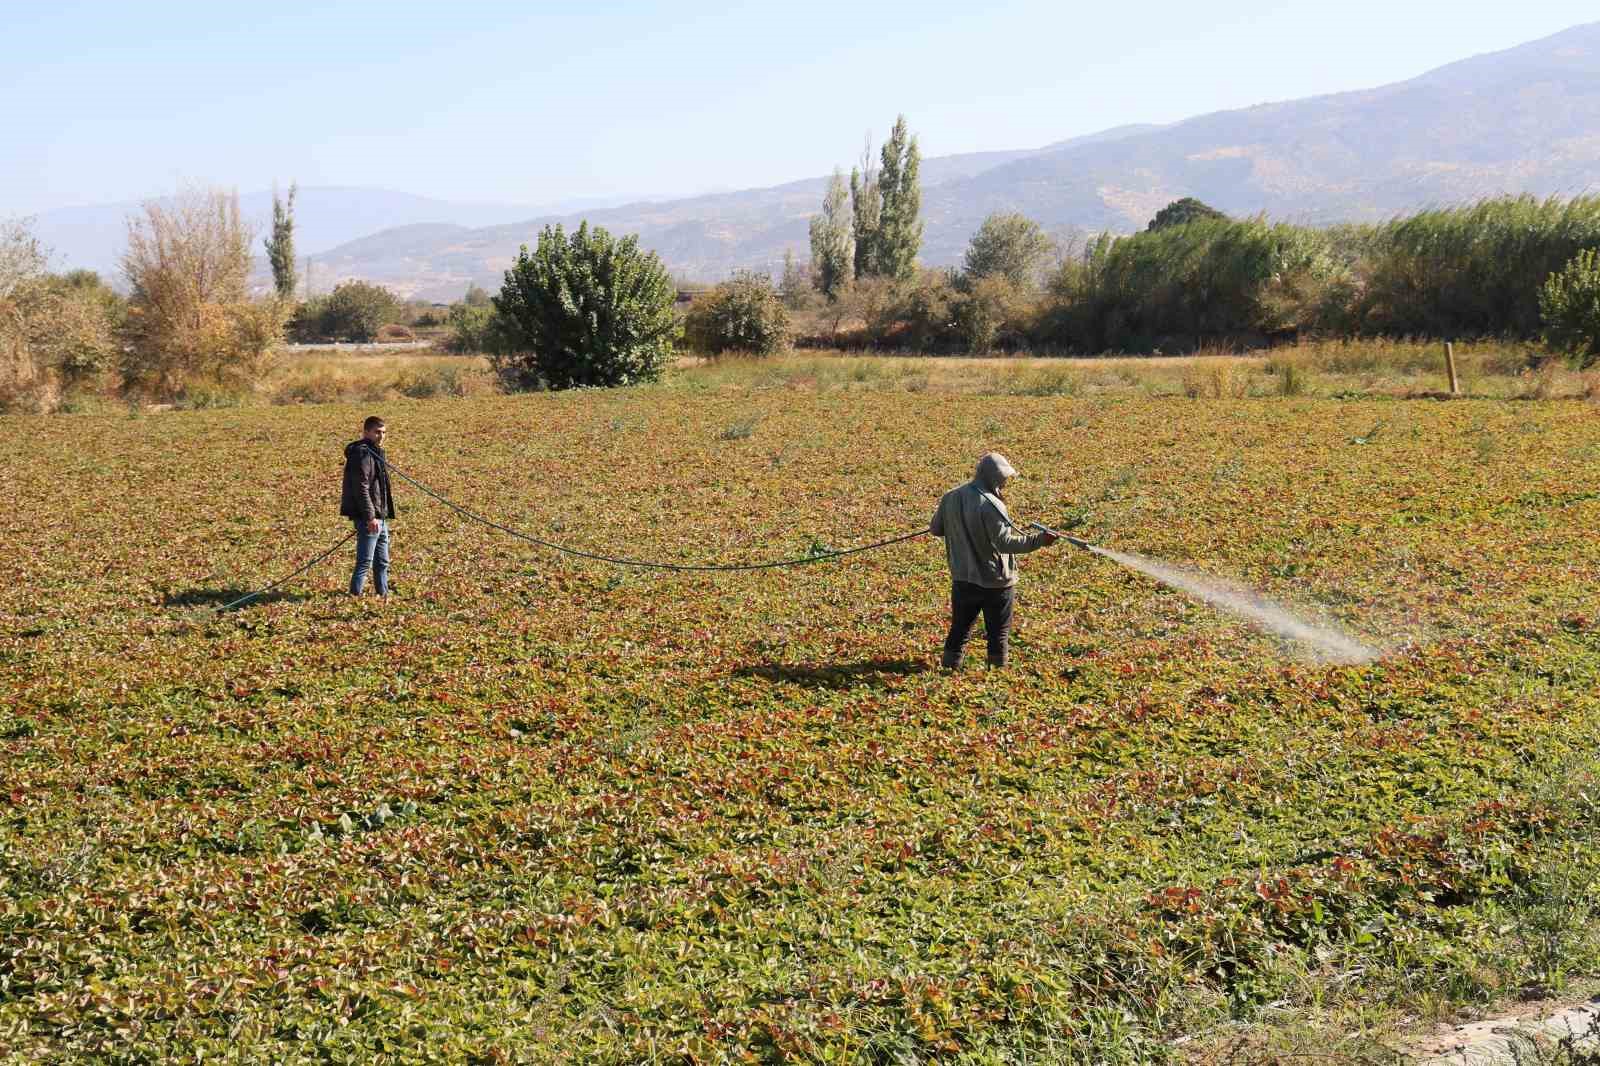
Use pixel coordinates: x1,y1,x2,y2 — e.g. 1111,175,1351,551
942,581,1015,668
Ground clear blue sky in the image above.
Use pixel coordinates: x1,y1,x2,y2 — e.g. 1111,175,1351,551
4,0,1597,215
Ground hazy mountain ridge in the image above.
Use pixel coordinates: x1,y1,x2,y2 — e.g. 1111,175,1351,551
906,21,1600,259
315,22,1600,300
27,187,648,284
31,22,1600,300
309,127,1172,297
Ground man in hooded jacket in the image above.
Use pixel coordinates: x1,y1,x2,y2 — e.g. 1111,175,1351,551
930,453,1057,668
340,415,397,597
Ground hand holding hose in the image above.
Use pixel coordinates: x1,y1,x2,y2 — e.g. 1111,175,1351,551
1030,522,1093,551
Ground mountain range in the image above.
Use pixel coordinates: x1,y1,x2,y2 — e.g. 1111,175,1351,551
28,188,649,285
29,22,1600,301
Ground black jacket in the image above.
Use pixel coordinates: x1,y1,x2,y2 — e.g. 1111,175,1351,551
340,440,396,523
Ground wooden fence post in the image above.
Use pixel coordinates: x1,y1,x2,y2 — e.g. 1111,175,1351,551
1444,341,1460,396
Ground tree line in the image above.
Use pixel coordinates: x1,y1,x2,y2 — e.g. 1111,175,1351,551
1,185,497,412
8,122,1600,413
792,185,1600,363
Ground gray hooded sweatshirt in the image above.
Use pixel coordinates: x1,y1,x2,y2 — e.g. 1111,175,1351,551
930,453,1049,588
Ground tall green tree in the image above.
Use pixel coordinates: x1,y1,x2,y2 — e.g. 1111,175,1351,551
264,183,298,299
492,222,679,391
808,170,855,300
964,212,1052,287
875,115,923,281
849,140,881,280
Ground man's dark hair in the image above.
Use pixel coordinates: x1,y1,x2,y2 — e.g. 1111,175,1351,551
363,415,385,432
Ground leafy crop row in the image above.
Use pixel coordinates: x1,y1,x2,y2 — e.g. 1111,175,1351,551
3,389,1600,1061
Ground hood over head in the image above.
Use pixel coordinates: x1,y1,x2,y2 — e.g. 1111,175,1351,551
974,452,1017,492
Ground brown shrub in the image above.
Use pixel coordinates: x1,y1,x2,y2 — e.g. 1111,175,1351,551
119,188,284,398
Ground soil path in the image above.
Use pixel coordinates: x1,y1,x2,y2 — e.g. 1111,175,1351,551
1412,998,1600,1063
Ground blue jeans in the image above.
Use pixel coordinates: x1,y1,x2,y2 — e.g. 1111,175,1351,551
350,520,390,596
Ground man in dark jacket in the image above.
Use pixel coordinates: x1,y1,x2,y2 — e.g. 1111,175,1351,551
930,452,1058,668
340,415,397,597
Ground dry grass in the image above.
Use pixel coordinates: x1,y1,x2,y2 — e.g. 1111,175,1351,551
677,341,1596,401
263,349,495,405
33,339,1595,415
675,350,1268,397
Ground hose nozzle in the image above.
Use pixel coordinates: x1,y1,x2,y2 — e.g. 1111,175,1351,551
1030,522,1095,552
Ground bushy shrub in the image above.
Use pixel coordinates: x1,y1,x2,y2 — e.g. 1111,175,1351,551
2,283,119,412
871,196,1600,356
119,188,286,399
1,282,59,414
898,270,960,351
684,271,791,356
964,212,1053,287
1541,249,1600,365
393,364,476,398
492,222,679,391
316,281,404,342
122,298,284,397
43,271,124,384
954,274,1032,353
847,276,907,348
443,302,508,354
374,323,416,343
286,299,323,343
1,233,123,410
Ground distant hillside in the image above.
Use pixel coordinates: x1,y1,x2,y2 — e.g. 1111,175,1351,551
308,132,1158,299
37,21,1600,301
28,187,635,284
912,19,1600,254
306,21,1600,300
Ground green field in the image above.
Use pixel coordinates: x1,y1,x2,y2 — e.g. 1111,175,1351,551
6,364,1600,1062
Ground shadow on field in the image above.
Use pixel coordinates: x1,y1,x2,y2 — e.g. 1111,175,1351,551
161,588,313,609
733,657,930,690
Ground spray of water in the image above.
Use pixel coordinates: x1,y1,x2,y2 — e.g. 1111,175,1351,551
1088,546,1381,665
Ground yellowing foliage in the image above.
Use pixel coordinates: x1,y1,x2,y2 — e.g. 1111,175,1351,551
4,387,1600,1059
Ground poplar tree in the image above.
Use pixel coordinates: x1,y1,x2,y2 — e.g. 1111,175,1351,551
875,116,923,281
265,183,298,299
808,169,855,300
849,138,881,280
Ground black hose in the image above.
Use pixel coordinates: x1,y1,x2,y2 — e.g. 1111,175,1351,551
214,530,356,613
383,461,928,573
